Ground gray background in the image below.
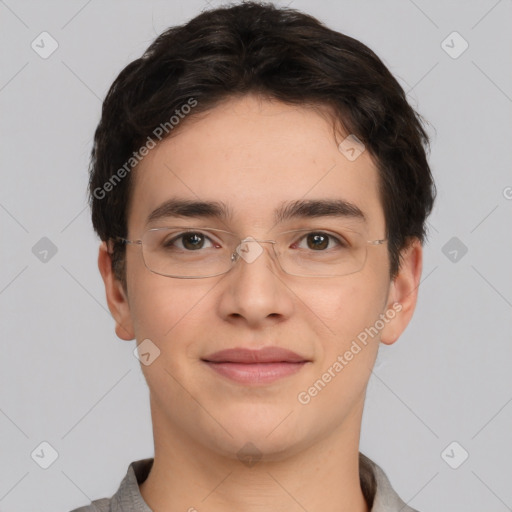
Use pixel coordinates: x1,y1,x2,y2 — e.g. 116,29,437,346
1,0,511,511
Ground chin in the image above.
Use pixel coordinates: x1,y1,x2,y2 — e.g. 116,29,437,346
199,408,310,462
209,432,303,463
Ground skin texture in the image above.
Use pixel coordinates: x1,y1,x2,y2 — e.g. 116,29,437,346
98,94,422,512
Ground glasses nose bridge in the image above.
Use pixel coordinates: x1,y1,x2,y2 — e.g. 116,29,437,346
231,236,279,267
241,236,276,245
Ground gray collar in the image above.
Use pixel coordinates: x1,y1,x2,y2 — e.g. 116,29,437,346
87,453,419,512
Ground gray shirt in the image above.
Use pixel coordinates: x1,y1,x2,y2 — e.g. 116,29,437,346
70,453,419,512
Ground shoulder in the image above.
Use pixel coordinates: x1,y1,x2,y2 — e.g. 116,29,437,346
66,458,154,512
360,453,421,512
68,497,111,512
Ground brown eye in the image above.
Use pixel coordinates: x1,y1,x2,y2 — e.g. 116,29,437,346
306,233,329,250
292,231,344,251
163,232,215,251
181,233,206,250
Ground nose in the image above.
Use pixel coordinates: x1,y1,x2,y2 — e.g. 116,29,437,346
232,237,276,266
216,237,294,328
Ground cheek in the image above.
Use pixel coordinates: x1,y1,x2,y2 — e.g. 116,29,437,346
129,277,211,392
301,278,388,415
127,262,209,345
312,273,389,349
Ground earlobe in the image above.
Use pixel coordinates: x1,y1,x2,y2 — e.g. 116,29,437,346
380,238,423,346
97,242,135,341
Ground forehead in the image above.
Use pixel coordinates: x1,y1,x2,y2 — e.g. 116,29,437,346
128,95,384,235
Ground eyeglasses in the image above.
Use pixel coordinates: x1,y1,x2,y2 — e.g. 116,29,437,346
114,226,387,279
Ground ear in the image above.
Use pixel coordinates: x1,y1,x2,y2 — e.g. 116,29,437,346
97,241,135,341
380,238,423,346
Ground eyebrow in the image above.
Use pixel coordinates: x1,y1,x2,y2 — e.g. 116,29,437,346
146,198,367,225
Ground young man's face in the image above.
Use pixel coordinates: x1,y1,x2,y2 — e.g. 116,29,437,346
100,94,421,460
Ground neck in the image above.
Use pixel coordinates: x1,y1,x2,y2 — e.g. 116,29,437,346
140,401,370,512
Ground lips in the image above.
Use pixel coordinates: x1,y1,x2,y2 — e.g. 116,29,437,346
202,347,310,385
203,347,308,364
